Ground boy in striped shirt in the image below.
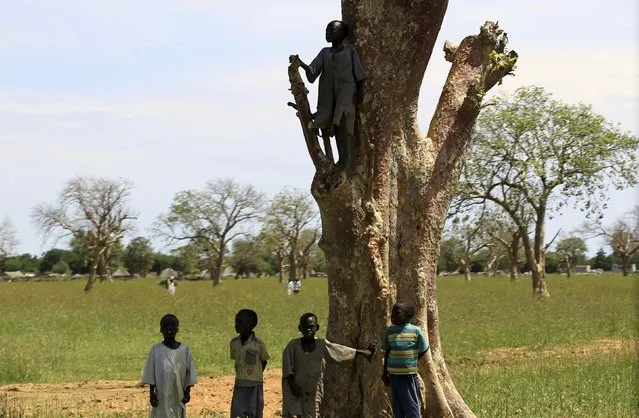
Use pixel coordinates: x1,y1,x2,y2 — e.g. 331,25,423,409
381,302,429,418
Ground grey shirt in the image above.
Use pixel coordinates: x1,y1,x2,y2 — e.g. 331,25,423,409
308,43,367,135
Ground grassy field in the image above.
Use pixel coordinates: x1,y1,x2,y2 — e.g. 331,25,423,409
0,274,637,417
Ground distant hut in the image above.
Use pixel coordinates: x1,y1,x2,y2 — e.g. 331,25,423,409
112,268,131,278
160,268,179,278
2,271,25,281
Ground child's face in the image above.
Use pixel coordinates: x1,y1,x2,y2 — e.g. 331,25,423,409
160,317,179,339
299,316,319,339
325,22,344,43
391,305,410,325
235,313,253,335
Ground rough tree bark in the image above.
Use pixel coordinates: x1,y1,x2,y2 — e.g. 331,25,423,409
287,2,517,416
509,232,521,281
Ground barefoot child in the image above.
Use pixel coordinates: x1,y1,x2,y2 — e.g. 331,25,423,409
381,303,429,418
230,309,270,418
142,314,197,418
282,312,376,418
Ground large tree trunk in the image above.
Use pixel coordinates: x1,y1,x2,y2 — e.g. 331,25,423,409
565,255,573,278
460,259,472,281
277,247,285,282
621,255,630,276
84,252,101,292
288,2,517,415
288,243,298,281
509,233,520,281
211,254,223,286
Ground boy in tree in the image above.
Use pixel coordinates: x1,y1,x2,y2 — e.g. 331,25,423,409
294,20,367,167
230,309,270,418
282,312,376,418
381,303,429,418
142,314,197,418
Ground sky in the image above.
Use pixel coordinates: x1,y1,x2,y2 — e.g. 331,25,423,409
1,0,637,257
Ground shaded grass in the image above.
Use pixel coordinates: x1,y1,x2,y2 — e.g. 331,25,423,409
0,274,637,417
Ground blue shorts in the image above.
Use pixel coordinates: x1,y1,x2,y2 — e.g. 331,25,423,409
390,374,421,418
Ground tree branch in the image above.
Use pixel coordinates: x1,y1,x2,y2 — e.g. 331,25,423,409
287,55,332,173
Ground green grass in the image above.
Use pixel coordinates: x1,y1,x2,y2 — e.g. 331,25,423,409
0,274,637,417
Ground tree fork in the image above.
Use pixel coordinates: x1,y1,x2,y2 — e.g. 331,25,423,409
288,6,516,415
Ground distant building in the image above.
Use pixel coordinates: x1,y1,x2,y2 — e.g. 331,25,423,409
611,264,636,273
574,265,591,274
2,271,25,280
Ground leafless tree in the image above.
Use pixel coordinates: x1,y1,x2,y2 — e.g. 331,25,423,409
0,216,19,261
581,207,639,276
264,188,318,282
32,176,137,291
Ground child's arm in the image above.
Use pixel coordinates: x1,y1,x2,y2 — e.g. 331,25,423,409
354,344,377,362
149,385,159,407
182,386,192,404
382,349,391,386
261,360,268,370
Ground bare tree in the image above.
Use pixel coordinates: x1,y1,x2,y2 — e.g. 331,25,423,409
32,176,136,291
0,216,19,262
154,178,265,286
264,188,318,282
582,208,639,276
288,3,518,414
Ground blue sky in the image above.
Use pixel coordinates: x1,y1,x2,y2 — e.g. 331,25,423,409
1,0,637,256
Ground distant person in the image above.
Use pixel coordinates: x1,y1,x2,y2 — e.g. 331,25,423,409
381,303,429,418
281,312,376,418
167,277,176,296
286,279,294,295
142,314,197,418
293,279,301,295
230,309,270,418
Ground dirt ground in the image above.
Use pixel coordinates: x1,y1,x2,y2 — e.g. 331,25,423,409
0,369,284,417
2,339,636,417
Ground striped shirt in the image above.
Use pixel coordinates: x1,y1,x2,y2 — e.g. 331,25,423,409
381,323,429,375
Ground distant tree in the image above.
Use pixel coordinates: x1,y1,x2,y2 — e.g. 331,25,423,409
0,216,19,264
154,178,265,286
437,237,463,274
32,176,137,291
67,238,92,275
52,261,70,275
258,226,288,282
590,248,613,271
1,253,39,273
307,242,327,275
297,228,321,279
544,252,561,274
459,87,638,297
555,236,588,278
582,208,639,276
479,212,523,280
170,244,201,277
229,237,270,278
151,253,175,275
264,188,318,282
39,248,73,274
449,212,489,281
124,237,154,276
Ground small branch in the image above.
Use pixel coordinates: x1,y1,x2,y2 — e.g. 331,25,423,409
545,228,562,252
287,55,332,172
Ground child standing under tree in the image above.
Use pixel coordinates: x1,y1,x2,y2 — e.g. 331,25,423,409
142,314,197,418
230,309,270,418
282,312,376,418
381,303,429,418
